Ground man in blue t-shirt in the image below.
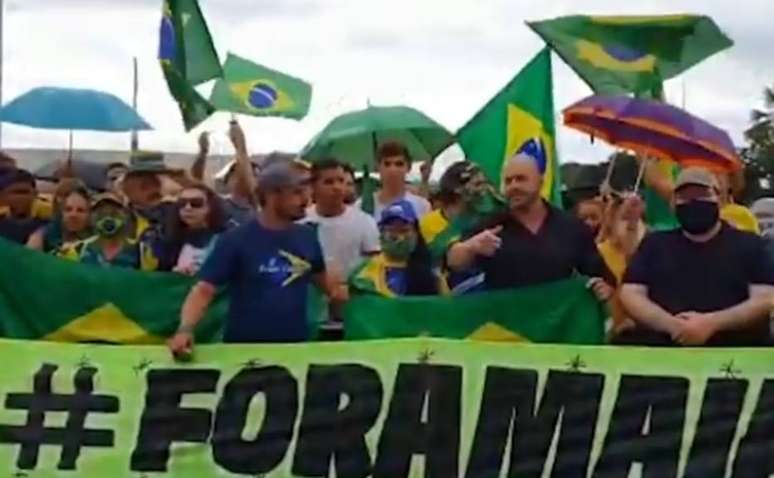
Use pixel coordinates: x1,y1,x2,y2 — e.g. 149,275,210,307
167,161,347,357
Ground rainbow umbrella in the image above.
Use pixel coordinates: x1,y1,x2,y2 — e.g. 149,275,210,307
563,95,741,171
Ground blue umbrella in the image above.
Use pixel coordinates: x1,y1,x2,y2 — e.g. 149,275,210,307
0,86,152,132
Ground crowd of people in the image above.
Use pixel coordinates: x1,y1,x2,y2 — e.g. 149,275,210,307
2,121,774,356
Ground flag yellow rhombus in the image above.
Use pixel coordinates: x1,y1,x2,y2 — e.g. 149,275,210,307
468,322,528,343
44,303,162,344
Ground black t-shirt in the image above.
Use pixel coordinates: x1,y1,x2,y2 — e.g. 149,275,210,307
623,224,774,346
0,217,47,244
466,205,614,290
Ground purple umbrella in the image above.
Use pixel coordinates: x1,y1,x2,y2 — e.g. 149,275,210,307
563,95,741,172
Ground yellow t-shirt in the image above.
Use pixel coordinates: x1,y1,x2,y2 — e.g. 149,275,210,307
721,204,760,235
0,196,53,220
597,239,628,332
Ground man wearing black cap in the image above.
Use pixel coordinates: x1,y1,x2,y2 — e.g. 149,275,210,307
0,168,47,244
621,167,774,346
168,161,347,356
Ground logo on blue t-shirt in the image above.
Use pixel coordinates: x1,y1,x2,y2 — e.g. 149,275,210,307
258,249,312,287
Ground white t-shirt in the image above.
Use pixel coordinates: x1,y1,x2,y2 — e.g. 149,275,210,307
301,205,381,277
357,191,432,220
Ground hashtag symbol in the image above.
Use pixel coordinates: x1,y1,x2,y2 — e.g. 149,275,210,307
0,363,119,470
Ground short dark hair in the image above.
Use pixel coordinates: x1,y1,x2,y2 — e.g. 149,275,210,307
311,158,345,182
341,163,355,180
377,141,411,164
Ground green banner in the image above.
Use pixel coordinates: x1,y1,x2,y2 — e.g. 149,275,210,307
344,278,607,344
0,338,771,477
0,239,225,344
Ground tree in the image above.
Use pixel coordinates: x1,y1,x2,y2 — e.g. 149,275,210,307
741,85,774,202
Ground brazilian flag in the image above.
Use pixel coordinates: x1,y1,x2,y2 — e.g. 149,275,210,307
210,53,313,120
344,278,606,344
528,15,733,97
0,239,224,344
457,48,562,207
159,0,222,130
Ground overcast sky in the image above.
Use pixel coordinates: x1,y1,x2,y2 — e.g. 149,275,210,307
2,0,773,168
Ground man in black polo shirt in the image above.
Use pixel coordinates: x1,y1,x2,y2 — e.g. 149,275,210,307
620,167,774,347
447,154,614,300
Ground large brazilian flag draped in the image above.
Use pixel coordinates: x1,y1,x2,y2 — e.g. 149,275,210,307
528,14,733,98
344,278,606,344
0,240,225,344
158,0,222,130
457,48,562,207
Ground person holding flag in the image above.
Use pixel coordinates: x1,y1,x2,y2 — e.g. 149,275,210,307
447,153,614,301
419,161,499,293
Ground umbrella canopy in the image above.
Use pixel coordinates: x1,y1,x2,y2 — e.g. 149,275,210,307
0,87,152,132
301,105,454,170
563,95,741,171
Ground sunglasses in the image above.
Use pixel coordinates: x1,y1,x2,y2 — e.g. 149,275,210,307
178,197,206,209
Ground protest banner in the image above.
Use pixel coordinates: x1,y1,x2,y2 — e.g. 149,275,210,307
344,277,607,344
0,338,771,477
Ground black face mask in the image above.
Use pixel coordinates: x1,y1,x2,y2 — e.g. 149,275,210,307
676,200,719,235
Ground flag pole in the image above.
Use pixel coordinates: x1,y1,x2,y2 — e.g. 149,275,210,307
130,57,139,152
0,0,5,149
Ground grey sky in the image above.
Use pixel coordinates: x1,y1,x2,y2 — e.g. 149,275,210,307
2,0,773,170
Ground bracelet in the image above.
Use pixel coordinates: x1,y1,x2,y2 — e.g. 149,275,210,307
177,324,195,334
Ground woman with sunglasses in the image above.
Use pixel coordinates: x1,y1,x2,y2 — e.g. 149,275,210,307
157,184,227,275
27,179,92,253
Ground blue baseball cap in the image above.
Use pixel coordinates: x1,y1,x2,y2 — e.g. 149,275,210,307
379,199,418,226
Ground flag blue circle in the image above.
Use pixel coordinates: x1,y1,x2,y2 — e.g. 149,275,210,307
517,138,547,174
248,83,279,109
603,43,647,62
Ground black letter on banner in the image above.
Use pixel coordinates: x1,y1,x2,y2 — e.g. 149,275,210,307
684,378,747,477
592,375,688,478
130,369,219,472
732,379,774,477
292,364,383,478
211,366,298,475
372,364,461,478
465,368,603,478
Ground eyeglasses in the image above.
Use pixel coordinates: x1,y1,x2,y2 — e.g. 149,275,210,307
178,197,206,209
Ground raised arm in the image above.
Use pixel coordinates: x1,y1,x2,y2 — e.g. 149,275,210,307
190,131,209,182
229,120,257,207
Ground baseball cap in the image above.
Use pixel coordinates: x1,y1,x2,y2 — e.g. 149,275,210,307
92,192,127,209
439,161,481,197
674,167,720,192
257,161,309,192
379,199,418,226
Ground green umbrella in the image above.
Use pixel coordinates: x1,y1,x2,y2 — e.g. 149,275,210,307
300,105,455,169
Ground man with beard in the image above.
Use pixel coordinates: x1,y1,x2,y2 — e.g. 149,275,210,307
121,151,178,242
167,161,348,357
447,154,614,301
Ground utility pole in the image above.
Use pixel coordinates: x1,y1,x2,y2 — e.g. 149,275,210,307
130,57,139,152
